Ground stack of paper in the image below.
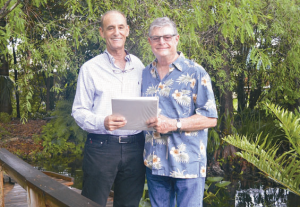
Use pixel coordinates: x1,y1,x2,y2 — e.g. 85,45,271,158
111,97,159,130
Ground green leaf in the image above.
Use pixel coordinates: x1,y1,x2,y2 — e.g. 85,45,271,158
206,177,223,183
215,181,231,188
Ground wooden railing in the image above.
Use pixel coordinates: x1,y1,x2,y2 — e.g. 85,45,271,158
0,148,101,207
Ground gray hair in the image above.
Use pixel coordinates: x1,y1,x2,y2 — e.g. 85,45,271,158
100,10,127,28
148,17,178,36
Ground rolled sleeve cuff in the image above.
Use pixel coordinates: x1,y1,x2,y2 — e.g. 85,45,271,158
196,108,218,118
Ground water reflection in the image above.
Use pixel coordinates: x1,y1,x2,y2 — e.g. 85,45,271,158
30,155,84,189
205,173,300,207
30,157,300,206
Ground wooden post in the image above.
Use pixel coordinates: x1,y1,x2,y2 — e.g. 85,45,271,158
0,166,4,207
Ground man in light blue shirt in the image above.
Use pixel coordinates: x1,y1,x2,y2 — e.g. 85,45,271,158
72,10,145,207
142,17,218,207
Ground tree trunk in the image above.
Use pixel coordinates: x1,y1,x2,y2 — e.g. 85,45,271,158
248,76,262,109
218,35,234,134
45,75,54,111
0,18,12,115
0,55,12,115
237,72,246,113
12,38,20,118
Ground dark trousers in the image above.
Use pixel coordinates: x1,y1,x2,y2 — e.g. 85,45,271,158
81,133,145,207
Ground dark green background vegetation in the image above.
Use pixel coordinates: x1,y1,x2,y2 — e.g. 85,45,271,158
1,0,300,202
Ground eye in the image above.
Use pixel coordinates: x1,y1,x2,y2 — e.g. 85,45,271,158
152,36,160,41
163,35,172,41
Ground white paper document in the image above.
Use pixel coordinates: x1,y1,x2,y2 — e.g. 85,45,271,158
111,97,158,131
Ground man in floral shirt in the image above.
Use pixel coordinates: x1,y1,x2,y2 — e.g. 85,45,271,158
142,17,218,207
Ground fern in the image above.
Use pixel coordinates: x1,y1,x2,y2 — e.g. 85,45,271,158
223,103,300,196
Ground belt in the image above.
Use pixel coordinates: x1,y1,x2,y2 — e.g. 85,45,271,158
87,132,143,144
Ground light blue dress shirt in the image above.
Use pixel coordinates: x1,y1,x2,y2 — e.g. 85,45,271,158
72,50,144,135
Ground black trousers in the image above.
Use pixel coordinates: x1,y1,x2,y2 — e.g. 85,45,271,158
81,132,145,207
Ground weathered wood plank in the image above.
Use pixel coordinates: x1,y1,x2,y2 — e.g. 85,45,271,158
0,167,4,207
0,148,101,207
42,171,74,186
4,183,27,207
4,183,114,207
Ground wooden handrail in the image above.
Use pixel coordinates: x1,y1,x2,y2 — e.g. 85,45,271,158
0,148,101,207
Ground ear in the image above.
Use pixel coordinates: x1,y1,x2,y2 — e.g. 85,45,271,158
126,25,130,37
148,37,151,44
99,27,104,38
174,34,180,46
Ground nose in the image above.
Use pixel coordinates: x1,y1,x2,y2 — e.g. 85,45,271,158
114,28,120,35
158,37,166,43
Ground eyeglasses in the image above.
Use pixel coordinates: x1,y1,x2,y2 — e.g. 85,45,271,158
149,34,177,42
112,68,134,74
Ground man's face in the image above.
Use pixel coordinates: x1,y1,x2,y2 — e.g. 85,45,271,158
148,26,179,60
99,12,129,53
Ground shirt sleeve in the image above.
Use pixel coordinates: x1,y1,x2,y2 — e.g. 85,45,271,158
194,69,218,118
71,65,106,133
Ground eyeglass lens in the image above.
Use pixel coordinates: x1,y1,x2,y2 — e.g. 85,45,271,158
150,34,176,42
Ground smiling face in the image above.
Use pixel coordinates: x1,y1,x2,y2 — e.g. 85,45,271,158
148,26,179,61
99,12,129,54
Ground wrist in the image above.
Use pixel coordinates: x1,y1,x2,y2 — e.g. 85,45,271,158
171,119,177,131
175,118,182,132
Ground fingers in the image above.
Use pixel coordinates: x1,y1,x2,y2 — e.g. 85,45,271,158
146,117,166,133
147,115,175,134
104,115,127,131
146,117,160,128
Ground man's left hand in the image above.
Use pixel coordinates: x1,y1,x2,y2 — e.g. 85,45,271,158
146,115,176,134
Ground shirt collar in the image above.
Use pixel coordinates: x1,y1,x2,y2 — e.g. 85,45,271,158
150,51,185,77
104,49,132,65
104,49,134,74
172,51,185,71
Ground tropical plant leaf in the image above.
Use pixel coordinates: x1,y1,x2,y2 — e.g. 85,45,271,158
223,103,300,196
215,181,231,188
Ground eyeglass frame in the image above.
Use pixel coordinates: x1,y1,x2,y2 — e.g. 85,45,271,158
149,34,177,42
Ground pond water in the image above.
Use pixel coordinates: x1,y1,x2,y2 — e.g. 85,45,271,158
204,174,300,207
30,156,300,207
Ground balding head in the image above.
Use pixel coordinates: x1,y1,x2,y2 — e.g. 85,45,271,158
100,10,127,29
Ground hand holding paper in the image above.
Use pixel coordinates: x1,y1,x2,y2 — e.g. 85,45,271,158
111,97,159,131
104,114,127,131
146,115,177,134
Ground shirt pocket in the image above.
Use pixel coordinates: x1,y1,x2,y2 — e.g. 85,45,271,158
122,77,141,97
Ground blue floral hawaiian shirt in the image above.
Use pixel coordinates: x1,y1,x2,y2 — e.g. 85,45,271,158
142,52,218,178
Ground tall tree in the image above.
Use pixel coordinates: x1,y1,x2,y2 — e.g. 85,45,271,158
0,15,12,114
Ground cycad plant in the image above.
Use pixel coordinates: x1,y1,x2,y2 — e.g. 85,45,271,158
223,103,300,196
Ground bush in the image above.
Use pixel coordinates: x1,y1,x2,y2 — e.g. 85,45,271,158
35,99,87,157
0,112,11,123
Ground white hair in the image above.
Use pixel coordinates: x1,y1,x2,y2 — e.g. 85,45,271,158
148,17,178,36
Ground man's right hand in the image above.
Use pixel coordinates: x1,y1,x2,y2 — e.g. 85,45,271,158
104,115,127,131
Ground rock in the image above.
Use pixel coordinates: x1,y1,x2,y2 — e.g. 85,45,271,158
211,163,225,176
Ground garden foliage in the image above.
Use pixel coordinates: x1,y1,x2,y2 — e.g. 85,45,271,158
1,1,299,159
224,103,300,196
